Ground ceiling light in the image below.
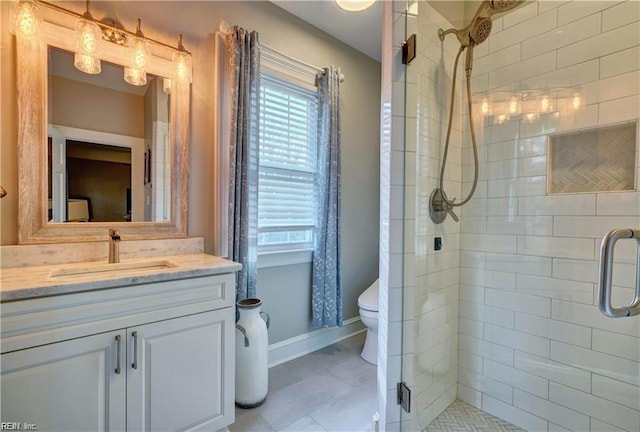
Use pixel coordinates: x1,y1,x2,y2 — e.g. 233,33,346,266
335,0,376,12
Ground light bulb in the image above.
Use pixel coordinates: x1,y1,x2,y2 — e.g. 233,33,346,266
572,93,582,110
508,96,520,115
172,35,192,83
125,19,150,86
10,0,42,41
74,17,101,74
481,98,490,116
540,95,552,113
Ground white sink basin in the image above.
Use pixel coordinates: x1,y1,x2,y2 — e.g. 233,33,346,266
50,260,177,279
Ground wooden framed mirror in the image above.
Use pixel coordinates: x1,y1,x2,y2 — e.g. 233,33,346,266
16,5,189,243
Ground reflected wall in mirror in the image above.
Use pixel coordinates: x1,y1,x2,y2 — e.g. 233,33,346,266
47,47,171,223
16,4,190,243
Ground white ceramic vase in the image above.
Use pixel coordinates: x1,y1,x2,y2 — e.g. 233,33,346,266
235,298,270,408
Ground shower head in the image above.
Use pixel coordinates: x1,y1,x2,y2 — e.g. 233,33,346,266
438,0,525,48
491,0,522,12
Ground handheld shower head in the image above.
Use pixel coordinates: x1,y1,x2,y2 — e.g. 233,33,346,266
438,0,524,47
469,16,492,45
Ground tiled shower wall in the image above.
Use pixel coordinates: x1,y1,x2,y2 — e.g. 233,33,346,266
454,1,640,431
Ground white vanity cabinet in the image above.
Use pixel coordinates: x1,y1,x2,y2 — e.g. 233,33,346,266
127,309,233,431
1,260,238,432
2,329,128,431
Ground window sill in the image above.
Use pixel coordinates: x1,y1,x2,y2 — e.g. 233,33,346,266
257,249,313,269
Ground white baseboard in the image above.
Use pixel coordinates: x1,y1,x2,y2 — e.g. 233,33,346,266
268,316,366,368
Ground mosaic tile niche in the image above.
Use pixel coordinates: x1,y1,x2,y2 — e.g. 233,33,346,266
548,122,638,194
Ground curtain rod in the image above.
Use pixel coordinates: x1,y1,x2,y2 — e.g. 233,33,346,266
219,21,345,82
262,43,345,83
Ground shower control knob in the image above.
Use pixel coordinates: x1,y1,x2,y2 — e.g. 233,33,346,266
429,188,459,224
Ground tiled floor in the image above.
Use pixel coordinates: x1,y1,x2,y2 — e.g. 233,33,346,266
424,399,524,432
229,334,522,432
230,332,377,432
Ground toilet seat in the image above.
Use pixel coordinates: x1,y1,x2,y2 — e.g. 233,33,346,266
358,279,379,312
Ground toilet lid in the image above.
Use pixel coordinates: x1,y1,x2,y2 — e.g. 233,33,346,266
358,279,379,312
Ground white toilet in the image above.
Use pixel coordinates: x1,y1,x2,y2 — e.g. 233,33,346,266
358,279,379,365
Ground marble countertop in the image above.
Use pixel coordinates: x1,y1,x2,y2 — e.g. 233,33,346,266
0,254,241,302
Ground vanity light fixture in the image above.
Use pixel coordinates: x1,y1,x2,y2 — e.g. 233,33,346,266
476,87,584,125
124,19,150,86
9,0,42,42
15,1,194,86
73,1,102,74
335,0,376,12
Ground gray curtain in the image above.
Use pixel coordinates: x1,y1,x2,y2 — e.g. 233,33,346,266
312,66,343,328
226,27,260,301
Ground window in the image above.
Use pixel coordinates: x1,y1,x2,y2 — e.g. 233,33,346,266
257,74,318,252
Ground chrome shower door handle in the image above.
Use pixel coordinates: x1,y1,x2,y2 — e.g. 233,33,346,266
597,228,640,318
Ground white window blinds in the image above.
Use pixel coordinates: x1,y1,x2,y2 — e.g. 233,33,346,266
258,74,318,250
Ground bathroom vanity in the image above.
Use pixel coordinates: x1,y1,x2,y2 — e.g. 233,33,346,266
1,254,240,431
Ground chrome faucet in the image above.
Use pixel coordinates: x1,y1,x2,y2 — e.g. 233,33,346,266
108,229,121,264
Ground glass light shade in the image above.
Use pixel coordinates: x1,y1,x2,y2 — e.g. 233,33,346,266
128,36,150,70
572,92,583,111
10,0,42,41
539,94,553,113
74,53,101,74
163,78,172,94
335,0,376,12
74,18,101,74
124,67,147,86
173,50,192,83
480,97,491,116
508,96,521,115
494,114,510,125
124,36,149,86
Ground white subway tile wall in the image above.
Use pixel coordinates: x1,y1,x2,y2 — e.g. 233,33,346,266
453,1,640,431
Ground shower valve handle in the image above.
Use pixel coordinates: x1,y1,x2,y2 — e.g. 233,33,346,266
446,204,459,222
429,188,459,224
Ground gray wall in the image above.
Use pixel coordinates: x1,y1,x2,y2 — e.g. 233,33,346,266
0,1,380,344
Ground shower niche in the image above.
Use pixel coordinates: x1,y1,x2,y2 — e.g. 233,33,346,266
547,121,638,194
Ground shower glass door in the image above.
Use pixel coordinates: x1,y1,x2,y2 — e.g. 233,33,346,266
399,1,640,431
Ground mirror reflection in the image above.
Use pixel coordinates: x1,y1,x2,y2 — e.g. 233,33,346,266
47,47,171,223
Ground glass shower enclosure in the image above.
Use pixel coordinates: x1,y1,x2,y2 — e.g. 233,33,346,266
391,1,640,431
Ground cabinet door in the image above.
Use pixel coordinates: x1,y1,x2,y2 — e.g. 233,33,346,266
1,330,127,431
127,308,234,431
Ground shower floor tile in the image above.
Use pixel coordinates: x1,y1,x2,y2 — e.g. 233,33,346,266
425,399,525,432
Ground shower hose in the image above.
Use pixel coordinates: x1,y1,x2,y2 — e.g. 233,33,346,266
438,45,480,208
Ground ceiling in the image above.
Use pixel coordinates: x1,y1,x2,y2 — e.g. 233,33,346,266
269,1,471,63
269,0,383,62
